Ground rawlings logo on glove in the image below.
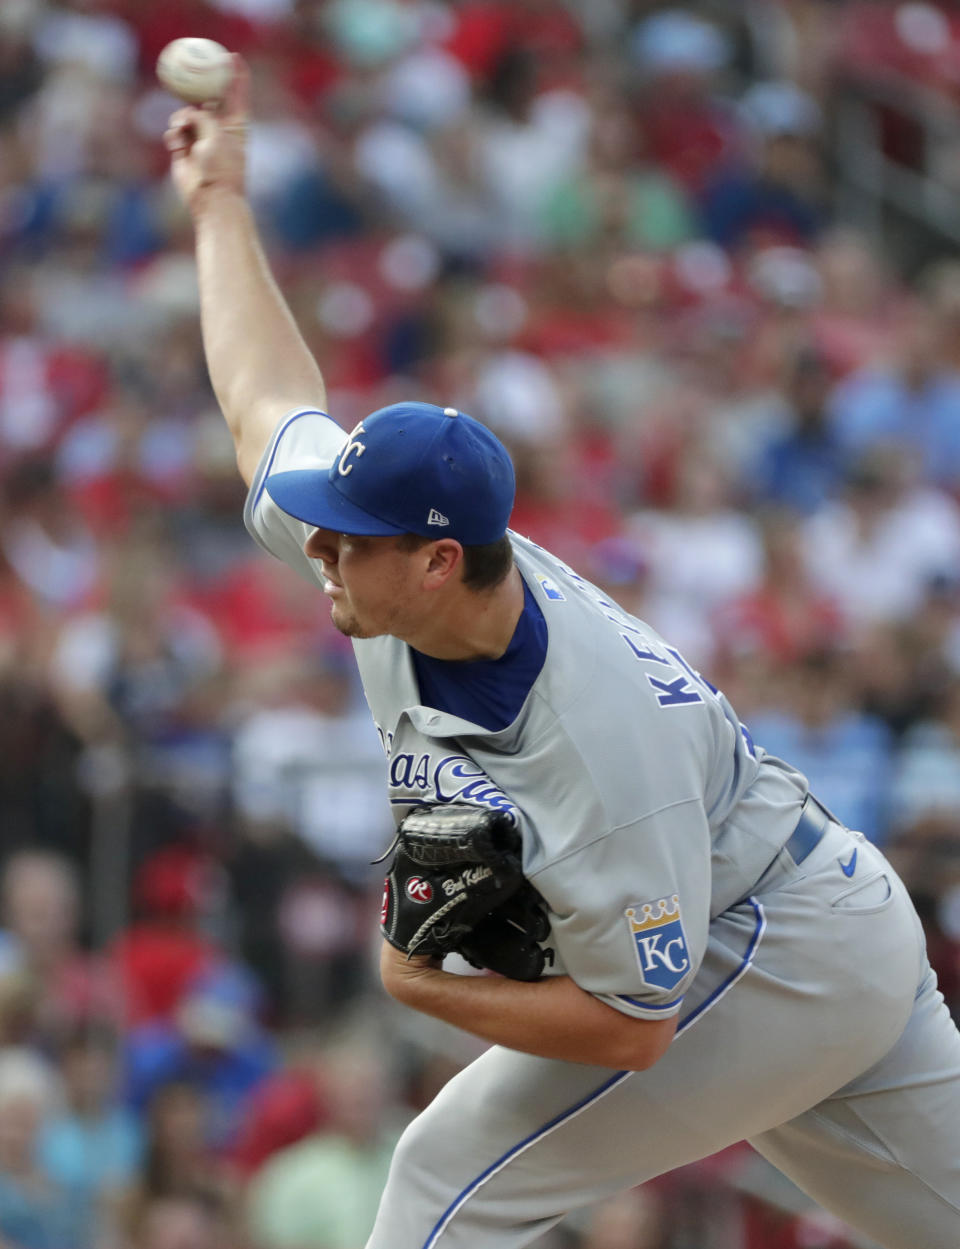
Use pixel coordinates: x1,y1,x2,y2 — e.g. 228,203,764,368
378,803,550,981
405,877,433,903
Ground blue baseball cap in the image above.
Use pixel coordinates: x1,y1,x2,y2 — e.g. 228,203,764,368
265,402,515,545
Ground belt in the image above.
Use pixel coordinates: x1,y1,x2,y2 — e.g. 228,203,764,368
784,794,832,865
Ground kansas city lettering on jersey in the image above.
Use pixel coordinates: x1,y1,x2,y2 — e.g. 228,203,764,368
384,749,518,821
625,894,691,992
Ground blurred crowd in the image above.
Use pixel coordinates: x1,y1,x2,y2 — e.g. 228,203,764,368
0,0,959,1246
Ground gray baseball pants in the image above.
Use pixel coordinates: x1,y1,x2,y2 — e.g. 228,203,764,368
366,824,960,1249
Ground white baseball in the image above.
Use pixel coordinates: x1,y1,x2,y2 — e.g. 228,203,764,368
157,37,232,105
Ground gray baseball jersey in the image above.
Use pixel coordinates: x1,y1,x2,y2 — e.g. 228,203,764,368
246,408,960,1248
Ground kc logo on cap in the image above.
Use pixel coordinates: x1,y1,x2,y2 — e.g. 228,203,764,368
338,422,367,476
265,401,516,546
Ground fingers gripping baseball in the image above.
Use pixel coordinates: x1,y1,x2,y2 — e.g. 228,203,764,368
379,804,548,979
164,54,250,209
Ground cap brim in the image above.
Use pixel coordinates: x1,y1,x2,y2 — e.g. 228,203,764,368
265,469,406,536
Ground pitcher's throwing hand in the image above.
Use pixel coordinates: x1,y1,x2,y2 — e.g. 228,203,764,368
164,54,249,211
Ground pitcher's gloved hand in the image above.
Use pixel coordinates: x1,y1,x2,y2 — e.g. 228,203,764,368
379,804,549,981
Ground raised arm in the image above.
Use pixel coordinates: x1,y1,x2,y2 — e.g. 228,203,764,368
163,57,327,486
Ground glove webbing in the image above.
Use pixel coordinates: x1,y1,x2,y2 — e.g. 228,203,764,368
404,837,497,867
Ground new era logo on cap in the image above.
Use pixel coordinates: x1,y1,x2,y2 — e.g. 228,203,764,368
264,402,515,545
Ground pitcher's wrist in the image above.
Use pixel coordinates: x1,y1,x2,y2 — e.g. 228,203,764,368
191,181,250,223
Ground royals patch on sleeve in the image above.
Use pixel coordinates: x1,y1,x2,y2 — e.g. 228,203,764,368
625,895,690,992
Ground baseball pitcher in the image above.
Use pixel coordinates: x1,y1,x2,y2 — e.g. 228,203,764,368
164,60,960,1248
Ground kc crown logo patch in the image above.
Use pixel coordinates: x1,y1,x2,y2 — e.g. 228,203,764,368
625,895,690,992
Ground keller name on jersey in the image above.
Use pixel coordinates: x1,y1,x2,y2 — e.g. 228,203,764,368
625,895,690,992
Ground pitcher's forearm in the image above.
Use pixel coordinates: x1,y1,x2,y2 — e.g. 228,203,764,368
380,947,677,1070
193,187,327,482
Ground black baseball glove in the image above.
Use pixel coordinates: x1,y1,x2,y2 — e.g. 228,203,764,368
378,803,550,982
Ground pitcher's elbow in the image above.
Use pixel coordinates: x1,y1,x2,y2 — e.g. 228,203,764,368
608,1013,679,1071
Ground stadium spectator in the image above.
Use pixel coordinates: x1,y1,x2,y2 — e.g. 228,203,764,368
38,1025,142,1233
133,1193,233,1249
891,676,960,831
246,1045,399,1249
801,446,960,627
0,849,119,1046
540,90,697,255
829,268,960,490
701,81,826,252
123,963,277,1150
122,1078,241,1247
0,1047,93,1249
107,845,222,1026
631,9,739,194
748,648,895,843
717,511,845,667
229,1061,326,1177
751,347,847,515
627,450,764,664
577,1187,666,1249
